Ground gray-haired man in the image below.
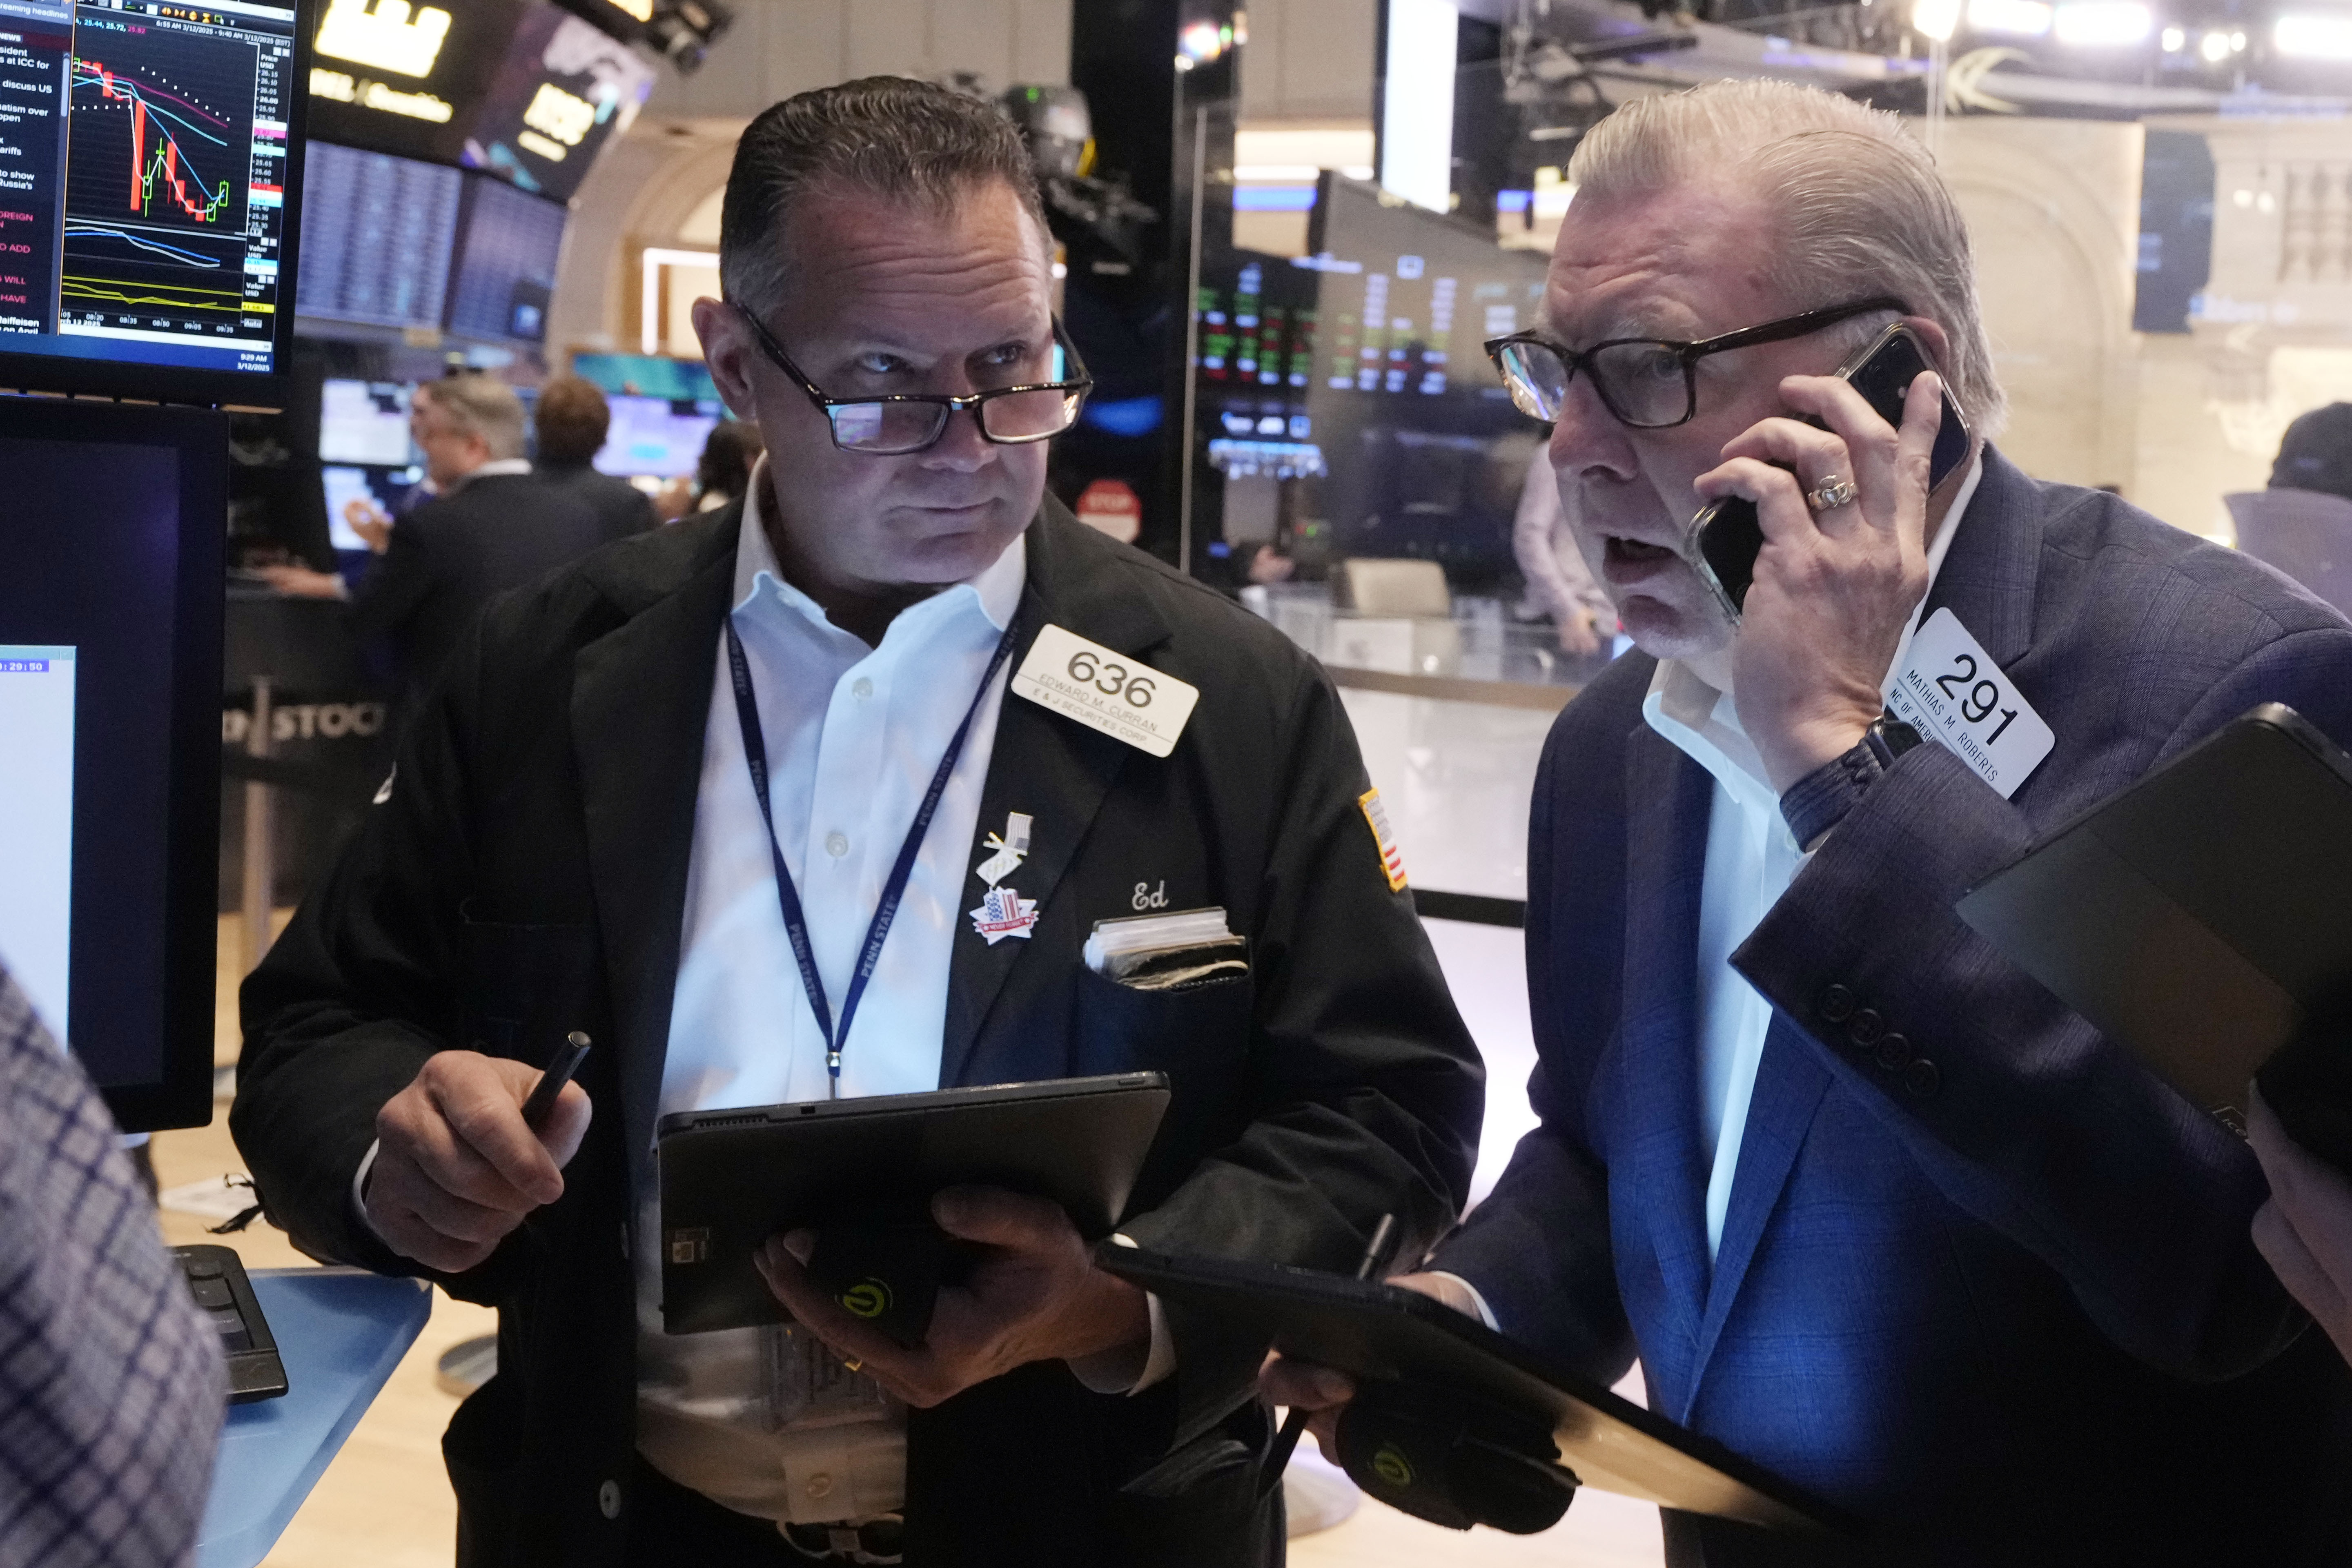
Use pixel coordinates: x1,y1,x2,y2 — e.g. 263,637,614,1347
1270,78,2352,1564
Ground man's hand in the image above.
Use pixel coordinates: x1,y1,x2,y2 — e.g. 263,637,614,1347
2248,1083,2352,1365
1556,605,1604,658
365,1051,592,1273
753,1186,1149,1409
1256,1272,1482,1456
342,498,393,553
257,563,350,601
1699,370,1946,793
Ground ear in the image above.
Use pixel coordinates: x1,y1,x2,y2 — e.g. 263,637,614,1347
1903,315,1955,377
693,297,760,423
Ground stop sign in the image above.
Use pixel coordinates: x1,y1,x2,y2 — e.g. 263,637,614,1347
1074,479,1143,544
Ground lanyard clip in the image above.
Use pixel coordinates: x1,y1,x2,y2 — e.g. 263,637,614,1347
826,1048,842,1076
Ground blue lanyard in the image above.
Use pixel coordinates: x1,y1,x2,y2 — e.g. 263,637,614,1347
723,615,1018,1089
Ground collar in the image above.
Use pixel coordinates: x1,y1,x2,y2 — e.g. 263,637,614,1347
730,454,1027,638
1641,450,1986,827
452,458,533,488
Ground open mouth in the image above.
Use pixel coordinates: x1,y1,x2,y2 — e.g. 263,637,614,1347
1605,536,1677,566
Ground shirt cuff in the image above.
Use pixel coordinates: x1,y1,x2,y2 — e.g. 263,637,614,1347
1424,1270,1500,1330
1068,1235,1176,1395
350,1137,394,1246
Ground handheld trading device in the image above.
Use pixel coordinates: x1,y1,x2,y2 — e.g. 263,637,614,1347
657,1072,1170,1339
1688,323,1972,624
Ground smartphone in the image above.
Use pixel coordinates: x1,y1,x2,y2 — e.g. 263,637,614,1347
1687,322,1973,623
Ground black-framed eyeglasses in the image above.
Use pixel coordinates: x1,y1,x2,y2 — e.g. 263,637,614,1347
1482,296,1908,430
732,303,1094,455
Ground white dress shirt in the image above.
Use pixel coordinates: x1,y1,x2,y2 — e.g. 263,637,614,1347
634,465,1023,1525
1646,457,1981,1264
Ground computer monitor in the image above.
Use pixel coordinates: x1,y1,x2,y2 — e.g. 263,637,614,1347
0,396,226,1131
445,173,566,343
305,0,522,165
295,142,463,332
570,352,719,403
318,377,413,464
0,0,315,407
459,0,652,203
595,393,722,479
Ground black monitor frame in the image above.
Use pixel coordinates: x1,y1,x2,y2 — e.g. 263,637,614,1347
0,396,226,1131
0,0,320,412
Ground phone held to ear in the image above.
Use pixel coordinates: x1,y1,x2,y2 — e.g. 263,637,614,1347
1686,322,1973,624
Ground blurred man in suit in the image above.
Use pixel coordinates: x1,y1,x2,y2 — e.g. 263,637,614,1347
1270,79,2352,1564
535,376,659,544
0,960,223,1568
267,376,604,730
2272,402,2352,506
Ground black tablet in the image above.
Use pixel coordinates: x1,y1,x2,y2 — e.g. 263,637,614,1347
658,1072,1171,1335
1956,704,2352,1121
1098,1247,1840,1533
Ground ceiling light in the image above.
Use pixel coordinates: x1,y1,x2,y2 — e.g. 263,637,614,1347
2161,24,2185,48
1913,0,1962,40
2232,29,2247,48
2276,11,2352,55
1967,0,2054,36
2054,2,2151,43
2200,27,2233,59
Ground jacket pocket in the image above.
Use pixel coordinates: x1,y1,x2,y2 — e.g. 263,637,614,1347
1074,964,1255,1207
459,910,596,1065
443,1371,522,1568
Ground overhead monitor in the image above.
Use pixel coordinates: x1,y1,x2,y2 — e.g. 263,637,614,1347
317,376,413,463
445,172,564,342
570,351,718,402
459,0,651,203
0,0,314,406
305,0,522,165
294,140,461,330
594,392,721,478
0,396,226,1131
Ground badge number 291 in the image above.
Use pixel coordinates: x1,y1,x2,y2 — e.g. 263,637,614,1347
1885,607,2054,800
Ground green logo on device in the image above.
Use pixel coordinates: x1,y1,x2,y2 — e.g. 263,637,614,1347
1371,1444,1414,1489
840,1278,893,1320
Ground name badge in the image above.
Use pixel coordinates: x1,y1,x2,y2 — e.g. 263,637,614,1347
1884,607,2054,799
1011,624,1199,758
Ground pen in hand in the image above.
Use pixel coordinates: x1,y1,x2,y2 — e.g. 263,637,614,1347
1263,1212,1398,1483
521,1031,592,1131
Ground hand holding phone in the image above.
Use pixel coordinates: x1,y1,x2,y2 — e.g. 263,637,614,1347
1688,323,1971,623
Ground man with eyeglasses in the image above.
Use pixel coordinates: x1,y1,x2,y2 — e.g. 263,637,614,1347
1268,80,2352,1563
230,77,1480,1568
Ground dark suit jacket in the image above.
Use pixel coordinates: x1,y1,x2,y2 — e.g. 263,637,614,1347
347,470,604,720
1437,448,2352,1566
231,497,1483,1568
536,461,659,546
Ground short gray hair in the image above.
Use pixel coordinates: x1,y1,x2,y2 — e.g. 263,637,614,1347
417,376,528,461
1568,80,2006,438
719,77,1049,318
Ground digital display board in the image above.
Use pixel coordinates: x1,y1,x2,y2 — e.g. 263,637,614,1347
444,170,562,341
317,375,410,462
460,0,649,202
0,0,312,404
304,0,521,165
293,138,459,329
593,392,720,478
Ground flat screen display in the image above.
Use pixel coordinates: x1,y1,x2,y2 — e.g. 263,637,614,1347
445,171,563,341
320,459,412,547
317,375,410,462
304,0,521,165
459,0,649,203
0,396,224,1131
0,0,311,405
294,140,459,329
594,392,720,478
571,350,717,402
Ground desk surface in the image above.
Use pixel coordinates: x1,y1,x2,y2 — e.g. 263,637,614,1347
196,1267,433,1568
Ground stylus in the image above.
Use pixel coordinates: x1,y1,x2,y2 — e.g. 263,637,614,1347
1264,1212,1398,1483
521,1032,592,1131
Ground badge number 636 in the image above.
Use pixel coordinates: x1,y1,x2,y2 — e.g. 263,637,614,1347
1067,650,1155,708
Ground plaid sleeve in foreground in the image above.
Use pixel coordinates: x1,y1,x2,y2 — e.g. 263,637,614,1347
0,971,225,1568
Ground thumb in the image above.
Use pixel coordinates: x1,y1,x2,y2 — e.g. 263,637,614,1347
931,1185,1060,1249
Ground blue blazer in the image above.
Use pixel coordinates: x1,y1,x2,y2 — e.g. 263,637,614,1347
1437,449,2352,1565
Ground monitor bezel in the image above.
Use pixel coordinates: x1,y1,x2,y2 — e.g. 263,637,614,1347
0,0,320,413
0,396,229,1132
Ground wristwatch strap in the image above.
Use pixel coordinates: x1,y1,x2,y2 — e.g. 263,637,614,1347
1780,716,1924,848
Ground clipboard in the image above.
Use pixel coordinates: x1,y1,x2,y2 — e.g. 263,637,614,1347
658,1072,1170,1334
1955,703,2352,1123
1096,1247,1846,1535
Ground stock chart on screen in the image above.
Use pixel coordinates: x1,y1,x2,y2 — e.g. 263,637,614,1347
0,0,299,388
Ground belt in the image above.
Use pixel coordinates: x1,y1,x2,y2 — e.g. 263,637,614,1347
780,1517,903,1565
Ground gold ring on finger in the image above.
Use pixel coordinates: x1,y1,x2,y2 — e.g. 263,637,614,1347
1805,477,1859,513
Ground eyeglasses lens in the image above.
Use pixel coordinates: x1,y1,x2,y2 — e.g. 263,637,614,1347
1497,341,1568,421
1589,342,1692,428
981,386,1083,442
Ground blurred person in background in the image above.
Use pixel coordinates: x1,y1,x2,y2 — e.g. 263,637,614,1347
2271,402,2352,506
655,420,766,521
535,375,660,543
0,958,224,1568
1512,444,1616,656
263,375,602,732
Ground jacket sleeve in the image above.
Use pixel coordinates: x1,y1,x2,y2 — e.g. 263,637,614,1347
1114,662,1486,1439
1731,626,2352,1381
343,513,437,642
228,617,507,1300
1421,704,1637,1383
